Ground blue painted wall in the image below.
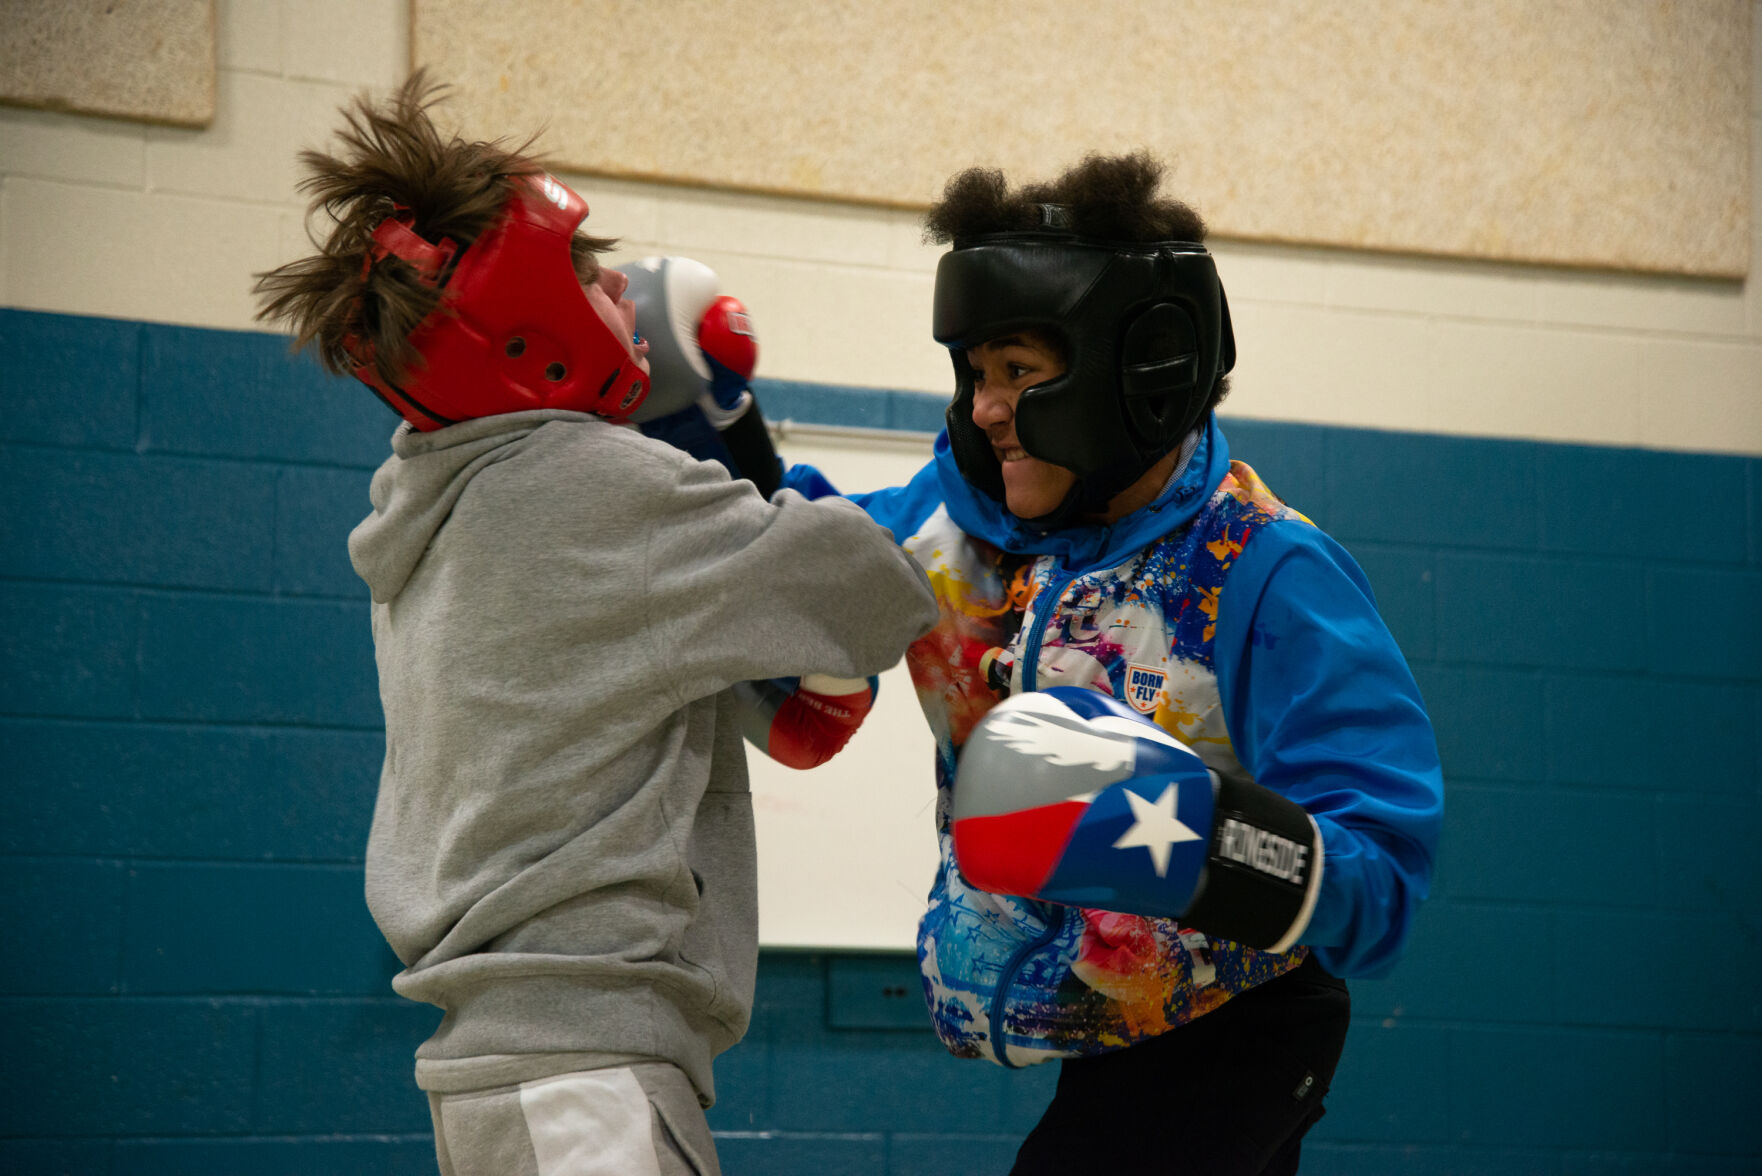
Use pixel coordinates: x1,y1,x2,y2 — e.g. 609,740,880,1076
2,309,1758,1175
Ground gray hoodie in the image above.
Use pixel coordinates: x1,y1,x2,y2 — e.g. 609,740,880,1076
349,410,936,1102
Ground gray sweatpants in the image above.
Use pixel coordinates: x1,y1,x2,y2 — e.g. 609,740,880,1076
427,1063,720,1176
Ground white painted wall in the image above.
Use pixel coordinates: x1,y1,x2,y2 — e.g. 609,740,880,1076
3,0,1757,454
2,1,1758,948
3,0,1762,454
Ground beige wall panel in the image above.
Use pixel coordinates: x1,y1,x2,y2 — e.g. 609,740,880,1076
0,0,215,128
414,0,1750,278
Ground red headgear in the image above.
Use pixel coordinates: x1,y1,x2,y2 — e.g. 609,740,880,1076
350,173,650,430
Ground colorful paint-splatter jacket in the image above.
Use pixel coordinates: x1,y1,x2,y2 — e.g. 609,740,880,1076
842,418,1442,1067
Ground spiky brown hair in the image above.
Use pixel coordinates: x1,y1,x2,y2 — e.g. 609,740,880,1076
252,69,614,389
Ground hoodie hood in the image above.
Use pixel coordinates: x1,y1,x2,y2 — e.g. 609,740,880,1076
349,410,596,604
935,414,1232,570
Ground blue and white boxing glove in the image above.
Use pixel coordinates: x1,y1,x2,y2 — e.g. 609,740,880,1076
618,256,783,498
951,686,1323,953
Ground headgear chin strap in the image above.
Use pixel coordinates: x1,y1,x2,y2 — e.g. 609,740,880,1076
350,173,650,431
933,229,1235,528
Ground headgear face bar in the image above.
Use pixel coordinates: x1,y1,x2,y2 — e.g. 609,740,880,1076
350,173,651,430
933,223,1235,525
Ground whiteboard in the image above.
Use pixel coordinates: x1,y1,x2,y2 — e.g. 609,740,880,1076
750,432,942,950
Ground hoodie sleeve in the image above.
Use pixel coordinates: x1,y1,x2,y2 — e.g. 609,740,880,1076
777,455,947,547
1212,520,1444,979
637,444,938,706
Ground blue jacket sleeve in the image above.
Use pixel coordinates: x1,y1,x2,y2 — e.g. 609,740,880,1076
834,458,946,543
1213,521,1443,979
778,461,842,501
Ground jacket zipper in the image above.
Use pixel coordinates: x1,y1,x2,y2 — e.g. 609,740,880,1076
988,561,1081,1064
987,903,1077,1068
1019,563,1078,692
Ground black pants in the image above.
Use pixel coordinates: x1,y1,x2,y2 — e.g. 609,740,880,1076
1009,954,1350,1176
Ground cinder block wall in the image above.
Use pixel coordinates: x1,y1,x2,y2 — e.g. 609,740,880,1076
3,2,1760,1173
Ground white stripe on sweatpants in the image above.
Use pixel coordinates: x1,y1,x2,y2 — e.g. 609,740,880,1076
518,1067,663,1176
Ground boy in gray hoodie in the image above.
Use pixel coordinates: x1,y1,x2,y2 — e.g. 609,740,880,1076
254,75,936,1176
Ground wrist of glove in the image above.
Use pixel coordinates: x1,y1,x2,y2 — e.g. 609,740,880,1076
703,353,751,414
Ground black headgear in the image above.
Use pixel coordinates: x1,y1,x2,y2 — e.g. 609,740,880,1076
933,215,1235,526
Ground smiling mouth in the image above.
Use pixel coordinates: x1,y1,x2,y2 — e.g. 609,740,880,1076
995,445,1029,462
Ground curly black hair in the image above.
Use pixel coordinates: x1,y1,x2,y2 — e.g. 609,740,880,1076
925,151,1229,421
924,151,1207,245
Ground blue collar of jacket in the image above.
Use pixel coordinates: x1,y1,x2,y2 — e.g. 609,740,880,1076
934,416,1233,570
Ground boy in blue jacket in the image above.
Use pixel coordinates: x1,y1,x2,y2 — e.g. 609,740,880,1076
843,154,1444,1175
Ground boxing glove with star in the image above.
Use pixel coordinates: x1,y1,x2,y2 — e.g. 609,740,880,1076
951,686,1323,953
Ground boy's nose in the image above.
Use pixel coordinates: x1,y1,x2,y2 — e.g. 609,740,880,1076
972,384,1013,431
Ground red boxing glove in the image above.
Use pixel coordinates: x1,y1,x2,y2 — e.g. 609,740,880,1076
735,673,877,770
697,294,758,385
